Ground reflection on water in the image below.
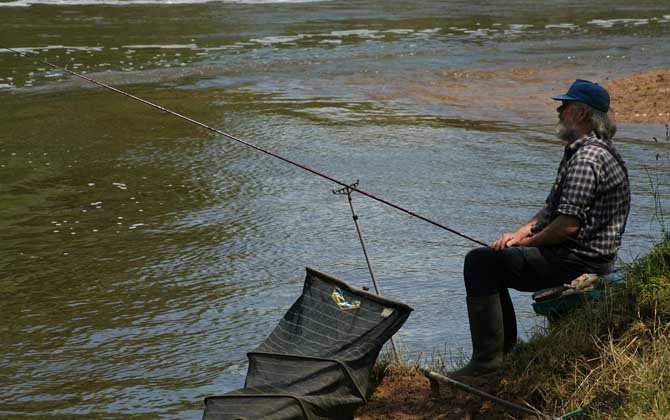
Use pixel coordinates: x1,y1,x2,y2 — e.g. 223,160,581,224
1,0,669,418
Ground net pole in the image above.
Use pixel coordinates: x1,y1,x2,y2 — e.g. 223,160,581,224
339,185,400,361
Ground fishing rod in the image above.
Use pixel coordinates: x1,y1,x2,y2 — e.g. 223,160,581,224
3,46,487,247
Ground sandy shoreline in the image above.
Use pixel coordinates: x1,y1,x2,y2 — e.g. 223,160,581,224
386,68,670,126
603,70,670,124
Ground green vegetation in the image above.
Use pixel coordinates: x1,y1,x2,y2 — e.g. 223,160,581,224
502,239,670,418
370,241,670,419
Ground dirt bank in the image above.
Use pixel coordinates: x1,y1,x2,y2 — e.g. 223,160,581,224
355,370,538,420
382,68,670,124
603,70,670,124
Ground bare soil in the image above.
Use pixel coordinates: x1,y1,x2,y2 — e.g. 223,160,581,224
603,70,670,124
372,68,670,124
356,370,539,420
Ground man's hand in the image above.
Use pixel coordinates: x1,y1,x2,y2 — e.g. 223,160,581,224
490,215,580,250
490,230,529,250
489,208,545,251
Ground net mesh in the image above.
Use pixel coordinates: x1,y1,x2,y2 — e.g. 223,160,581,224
203,267,412,420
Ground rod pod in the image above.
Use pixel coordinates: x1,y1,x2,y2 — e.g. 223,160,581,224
334,181,400,361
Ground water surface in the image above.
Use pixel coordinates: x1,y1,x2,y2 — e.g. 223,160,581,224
1,1,670,418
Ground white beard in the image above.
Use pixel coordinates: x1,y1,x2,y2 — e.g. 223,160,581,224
556,120,578,142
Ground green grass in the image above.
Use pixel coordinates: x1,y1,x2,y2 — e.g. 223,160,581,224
499,239,670,419
371,239,670,419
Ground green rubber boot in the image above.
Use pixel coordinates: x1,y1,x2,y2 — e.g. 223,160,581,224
449,294,504,377
500,288,518,354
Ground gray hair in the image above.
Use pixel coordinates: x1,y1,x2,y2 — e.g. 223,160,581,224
573,102,617,140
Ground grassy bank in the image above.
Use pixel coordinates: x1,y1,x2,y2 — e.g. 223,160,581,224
502,238,670,418
358,239,670,419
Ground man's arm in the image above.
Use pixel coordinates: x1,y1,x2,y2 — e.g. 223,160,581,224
490,209,545,250
515,214,580,247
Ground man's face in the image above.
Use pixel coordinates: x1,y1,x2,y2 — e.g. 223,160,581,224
556,101,579,142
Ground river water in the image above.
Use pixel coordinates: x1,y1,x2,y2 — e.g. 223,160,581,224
1,1,669,418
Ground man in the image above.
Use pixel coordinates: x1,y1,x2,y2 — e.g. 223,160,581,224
451,79,631,377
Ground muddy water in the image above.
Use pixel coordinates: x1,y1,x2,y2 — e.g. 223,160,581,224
1,1,670,418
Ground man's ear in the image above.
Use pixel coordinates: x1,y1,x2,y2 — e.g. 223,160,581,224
576,106,589,123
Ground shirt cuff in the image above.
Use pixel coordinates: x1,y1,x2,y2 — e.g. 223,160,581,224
557,203,587,225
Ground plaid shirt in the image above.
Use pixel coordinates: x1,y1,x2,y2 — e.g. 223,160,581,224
531,133,630,259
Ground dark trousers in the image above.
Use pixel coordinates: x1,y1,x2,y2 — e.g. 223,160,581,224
463,246,613,350
464,246,614,297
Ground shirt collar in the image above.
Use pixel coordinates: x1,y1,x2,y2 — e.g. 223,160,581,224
565,132,598,157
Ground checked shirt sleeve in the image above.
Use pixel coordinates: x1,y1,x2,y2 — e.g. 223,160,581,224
556,156,601,224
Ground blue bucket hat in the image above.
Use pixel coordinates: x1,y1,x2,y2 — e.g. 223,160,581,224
552,79,610,113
